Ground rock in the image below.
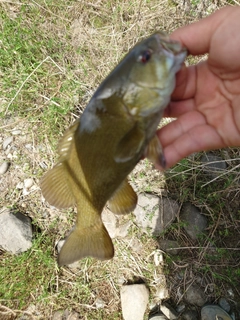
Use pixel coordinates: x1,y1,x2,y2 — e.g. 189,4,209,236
0,208,32,254
16,182,24,189
160,301,179,319
3,136,13,150
219,297,231,313
25,144,33,150
52,310,64,320
11,129,22,135
158,239,180,255
24,178,34,189
181,309,198,320
0,162,10,175
95,297,105,309
180,202,207,240
117,221,132,238
134,194,179,236
176,304,185,313
120,284,149,320
102,209,118,238
53,310,79,320
66,312,79,320
201,305,232,320
184,284,207,307
201,152,227,178
129,238,143,253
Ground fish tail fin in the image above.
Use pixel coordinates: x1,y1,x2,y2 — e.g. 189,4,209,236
58,222,114,266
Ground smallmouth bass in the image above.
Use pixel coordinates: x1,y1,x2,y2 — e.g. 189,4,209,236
41,32,187,266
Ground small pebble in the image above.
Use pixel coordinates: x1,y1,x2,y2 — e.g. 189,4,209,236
24,178,34,189
11,129,22,135
25,143,32,150
16,182,24,189
3,136,13,150
95,297,105,309
0,162,10,175
227,289,234,298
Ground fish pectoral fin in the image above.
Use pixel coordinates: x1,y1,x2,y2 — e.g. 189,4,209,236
114,124,145,163
145,134,166,168
58,223,114,266
41,162,75,209
108,178,137,214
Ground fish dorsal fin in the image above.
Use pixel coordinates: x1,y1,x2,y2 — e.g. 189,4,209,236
58,222,114,265
41,162,76,209
108,178,138,214
41,121,79,209
144,134,166,168
114,124,144,163
57,120,79,160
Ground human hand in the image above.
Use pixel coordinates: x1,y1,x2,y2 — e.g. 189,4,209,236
157,6,240,169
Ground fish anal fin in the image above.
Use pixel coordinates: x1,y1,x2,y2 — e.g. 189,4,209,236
145,134,166,168
58,223,114,266
114,124,144,163
41,162,75,209
108,179,137,215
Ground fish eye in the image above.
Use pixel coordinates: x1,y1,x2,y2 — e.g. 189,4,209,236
139,50,152,63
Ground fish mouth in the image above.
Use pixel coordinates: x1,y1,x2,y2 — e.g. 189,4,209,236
155,31,187,57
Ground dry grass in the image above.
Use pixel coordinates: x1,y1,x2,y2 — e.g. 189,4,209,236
0,0,240,319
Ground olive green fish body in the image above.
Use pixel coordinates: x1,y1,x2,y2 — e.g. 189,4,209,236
41,32,187,265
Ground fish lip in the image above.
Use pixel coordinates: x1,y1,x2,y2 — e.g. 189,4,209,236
154,32,187,56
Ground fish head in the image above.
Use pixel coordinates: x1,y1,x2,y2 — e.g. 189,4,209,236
123,32,187,117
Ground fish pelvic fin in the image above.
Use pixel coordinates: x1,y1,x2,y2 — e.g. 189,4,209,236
41,162,75,209
58,222,114,266
108,179,137,214
145,134,166,168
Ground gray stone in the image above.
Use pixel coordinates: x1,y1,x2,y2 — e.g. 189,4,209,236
160,301,179,319
201,152,227,178
181,309,198,320
0,208,32,254
134,194,179,236
158,239,180,255
121,284,149,320
184,284,207,307
3,136,13,150
180,202,207,240
219,297,231,313
0,162,10,175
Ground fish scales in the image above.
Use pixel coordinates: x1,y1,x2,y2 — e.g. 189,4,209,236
41,32,187,266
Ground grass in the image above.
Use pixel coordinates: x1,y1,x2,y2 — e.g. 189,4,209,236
0,0,240,319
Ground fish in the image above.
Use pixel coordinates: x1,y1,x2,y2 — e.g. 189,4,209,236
41,32,187,266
